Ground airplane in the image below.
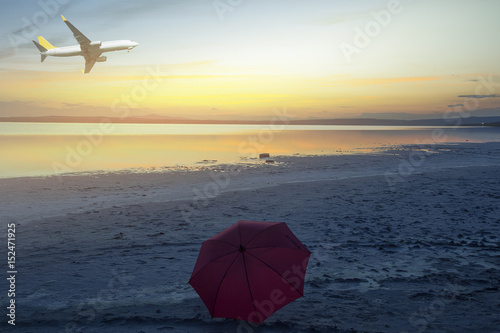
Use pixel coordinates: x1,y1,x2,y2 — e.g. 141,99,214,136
32,15,138,73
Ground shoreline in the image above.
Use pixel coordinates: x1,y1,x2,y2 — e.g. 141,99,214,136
2,125,500,179
2,142,500,224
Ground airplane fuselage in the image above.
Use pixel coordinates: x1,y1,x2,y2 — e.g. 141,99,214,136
33,15,138,73
43,40,138,58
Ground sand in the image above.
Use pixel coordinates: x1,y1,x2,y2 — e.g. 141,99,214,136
1,142,500,332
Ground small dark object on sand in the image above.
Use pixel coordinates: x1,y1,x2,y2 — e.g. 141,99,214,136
259,153,270,159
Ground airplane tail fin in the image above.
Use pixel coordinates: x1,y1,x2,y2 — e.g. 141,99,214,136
32,40,47,53
37,36,56,50
32,40,48,62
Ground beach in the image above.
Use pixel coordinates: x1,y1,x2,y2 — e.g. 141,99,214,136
2,142,500,332
3,0,500,331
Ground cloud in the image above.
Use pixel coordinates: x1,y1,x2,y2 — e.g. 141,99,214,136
448,104,464,108
359,112,444,120
0,100,157,118
330,76,443,87
0,47,16,60
166,60,218,69
458,94,500,99
63,102,86,108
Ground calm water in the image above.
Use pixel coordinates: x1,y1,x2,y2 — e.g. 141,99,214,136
1,122,499,178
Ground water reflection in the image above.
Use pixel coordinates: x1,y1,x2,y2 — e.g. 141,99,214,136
0,125,499,178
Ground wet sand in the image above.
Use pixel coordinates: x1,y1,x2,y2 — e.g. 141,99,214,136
2,142,500,332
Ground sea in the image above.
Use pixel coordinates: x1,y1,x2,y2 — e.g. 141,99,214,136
1,122,499,178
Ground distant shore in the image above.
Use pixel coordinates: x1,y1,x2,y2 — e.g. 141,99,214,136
2,115,500,126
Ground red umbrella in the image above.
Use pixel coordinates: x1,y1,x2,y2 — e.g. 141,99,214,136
189,220,311,323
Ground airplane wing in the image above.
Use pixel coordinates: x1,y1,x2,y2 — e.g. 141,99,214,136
61,15,91,47
83,56,98,74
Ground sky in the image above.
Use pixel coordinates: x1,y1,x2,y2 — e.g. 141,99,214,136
0,0,499,121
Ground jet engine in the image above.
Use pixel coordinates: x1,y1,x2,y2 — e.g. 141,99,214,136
96,56,107,62
90,41,102,47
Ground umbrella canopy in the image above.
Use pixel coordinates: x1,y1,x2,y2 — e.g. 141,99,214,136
189,220,311,323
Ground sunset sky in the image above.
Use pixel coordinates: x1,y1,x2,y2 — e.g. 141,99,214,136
0,0,499,121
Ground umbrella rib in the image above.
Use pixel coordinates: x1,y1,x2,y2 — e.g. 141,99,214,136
241,251,258,318
246,251,304,297
246,245,309,252
189,250,240,284
238,222,259,318
244,222,284,247
211,252,240,317
204,239,239,249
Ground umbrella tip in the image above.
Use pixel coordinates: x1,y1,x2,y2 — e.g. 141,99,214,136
239,244,245,252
